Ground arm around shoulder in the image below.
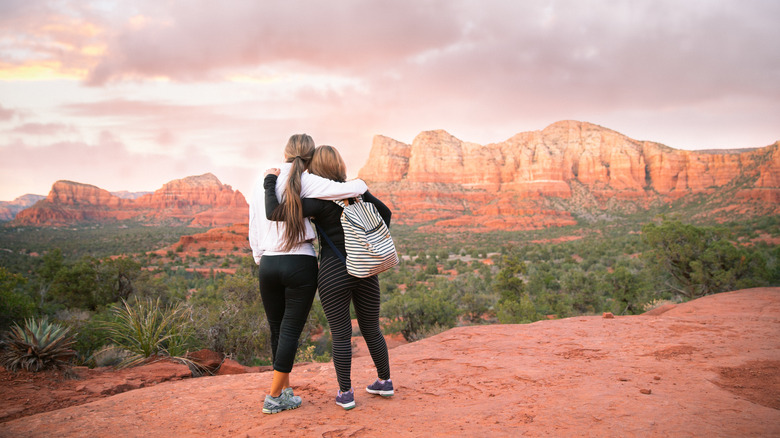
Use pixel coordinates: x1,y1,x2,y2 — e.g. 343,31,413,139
301,172,368,200
264,174,279,220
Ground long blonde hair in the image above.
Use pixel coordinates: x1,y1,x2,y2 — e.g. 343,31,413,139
309,145,347,182
272,133,315,251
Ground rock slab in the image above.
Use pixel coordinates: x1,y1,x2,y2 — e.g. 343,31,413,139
1,288,778,437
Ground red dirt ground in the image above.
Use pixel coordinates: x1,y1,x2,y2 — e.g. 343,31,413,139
1,288,778,437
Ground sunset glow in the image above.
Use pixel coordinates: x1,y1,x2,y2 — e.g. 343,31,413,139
1,0,778,201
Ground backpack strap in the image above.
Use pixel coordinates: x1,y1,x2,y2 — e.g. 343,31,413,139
313,221,347,265
333,195,361,209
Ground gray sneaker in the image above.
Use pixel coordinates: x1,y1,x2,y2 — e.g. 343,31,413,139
262,391,302,414
366,378,394,396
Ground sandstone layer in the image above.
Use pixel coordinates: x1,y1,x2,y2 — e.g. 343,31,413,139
0,194,45,221
1,287,778,437
11,173,247,227
7,121,778,231
359,121,780,231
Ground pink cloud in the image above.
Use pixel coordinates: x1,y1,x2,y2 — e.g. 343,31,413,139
0,0,777,202
9,122,75,135
84,1,465,85
0,104,18,121
0,132,248,200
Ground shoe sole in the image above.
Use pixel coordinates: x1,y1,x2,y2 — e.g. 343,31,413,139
366,389,394,397
262,404,301,414
336,401,356,410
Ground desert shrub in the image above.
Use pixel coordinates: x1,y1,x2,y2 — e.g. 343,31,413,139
496,293,539,324
447,275,497,324
642,219,768,299
559,269,604,315
190,272,271,364
1,317,76,371
382,285,457,342
296,343,332,363
59,309,117,367
603,266,652,315
0,267,36,332
101,297,197,369
493,254,540,323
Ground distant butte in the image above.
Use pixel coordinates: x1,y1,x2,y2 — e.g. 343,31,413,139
11,173,247,227
359,120,779,231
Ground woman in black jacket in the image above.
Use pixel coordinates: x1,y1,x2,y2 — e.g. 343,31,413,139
264,145,394,410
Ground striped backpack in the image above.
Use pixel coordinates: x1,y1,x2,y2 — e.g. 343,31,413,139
315,196,399,278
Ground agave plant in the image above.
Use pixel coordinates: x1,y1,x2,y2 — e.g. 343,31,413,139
1,317,77,372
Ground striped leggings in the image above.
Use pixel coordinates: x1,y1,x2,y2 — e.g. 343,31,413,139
318,255,391,392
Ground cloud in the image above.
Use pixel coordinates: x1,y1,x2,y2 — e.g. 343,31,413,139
5,1,779,113
0,130,256,200
0,1,110,80
84,1,465,85
0,104,18,121
0,0,778,200
9,122,76,136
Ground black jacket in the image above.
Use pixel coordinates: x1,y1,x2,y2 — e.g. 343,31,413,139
264,174,392,261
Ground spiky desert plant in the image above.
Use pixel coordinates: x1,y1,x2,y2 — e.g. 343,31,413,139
103,297,201,371
1,317,77,372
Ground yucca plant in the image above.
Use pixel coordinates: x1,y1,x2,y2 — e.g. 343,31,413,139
102,297,202,372
1,317,77,372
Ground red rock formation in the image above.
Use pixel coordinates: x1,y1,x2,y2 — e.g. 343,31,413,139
152,223,250,258
0,194,45,221
13,181,126,226
359,121,779,232
8,122,777,231
11,174,248,227
133,174,248,226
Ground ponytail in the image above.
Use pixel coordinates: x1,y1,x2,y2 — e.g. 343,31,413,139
272,134,315,252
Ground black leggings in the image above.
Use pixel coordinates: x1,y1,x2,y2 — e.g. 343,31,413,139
318,255,391,392
258,254,318,373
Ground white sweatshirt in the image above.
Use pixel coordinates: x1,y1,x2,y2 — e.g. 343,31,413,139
248,162,368,263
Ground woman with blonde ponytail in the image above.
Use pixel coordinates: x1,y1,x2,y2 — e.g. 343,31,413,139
248,134,368,414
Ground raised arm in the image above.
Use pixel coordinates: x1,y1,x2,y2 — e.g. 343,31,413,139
264,173,320,220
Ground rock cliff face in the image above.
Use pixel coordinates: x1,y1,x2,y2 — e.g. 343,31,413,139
133,174,248,227
0,194,45,221
358,120,779,231
12,173,247,227
8,121,777,231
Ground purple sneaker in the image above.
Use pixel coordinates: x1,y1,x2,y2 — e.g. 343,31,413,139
366,378,394,396
336,388,355,410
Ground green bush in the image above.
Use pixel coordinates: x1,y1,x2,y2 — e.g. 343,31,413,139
190,272,271,365
382,285,457,342
1,317,76,371
102,297,197,369
0,267,35,332
496,294,538,324
642,219,768,299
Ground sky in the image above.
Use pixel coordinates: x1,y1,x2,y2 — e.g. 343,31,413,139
1,0,778,201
